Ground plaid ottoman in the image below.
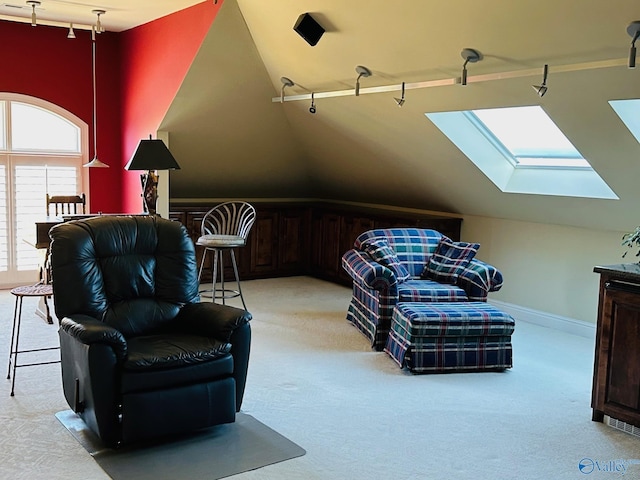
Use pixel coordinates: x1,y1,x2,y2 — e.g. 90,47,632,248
385,302,515,373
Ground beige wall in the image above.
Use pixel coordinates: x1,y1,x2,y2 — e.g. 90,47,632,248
462,216,630,324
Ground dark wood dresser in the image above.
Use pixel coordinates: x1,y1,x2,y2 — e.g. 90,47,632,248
592,264,640,428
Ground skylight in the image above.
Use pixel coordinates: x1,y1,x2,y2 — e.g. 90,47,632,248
470,106,590,168
609,99,640,144
426,105,618,199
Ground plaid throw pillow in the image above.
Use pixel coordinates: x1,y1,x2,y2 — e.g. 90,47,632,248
362,239,411,283
422,237,480,284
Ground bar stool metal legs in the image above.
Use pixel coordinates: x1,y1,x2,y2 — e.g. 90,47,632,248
198,246,247,310
6,284,59,396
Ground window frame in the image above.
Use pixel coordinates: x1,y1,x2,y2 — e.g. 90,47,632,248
0,93,89,286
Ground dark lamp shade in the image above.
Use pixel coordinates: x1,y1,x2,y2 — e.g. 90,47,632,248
125,139,181,171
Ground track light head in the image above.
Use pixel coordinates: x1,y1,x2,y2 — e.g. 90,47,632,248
280,77,294,103
355,65,372,96
67,23,76,39
309,92,316,114
627,21,640,68
532,85,548,97
26,1,40,27
460,48,482,86
92,9,106,33
394,81,406,107
280,77,294,88
531,64,549,97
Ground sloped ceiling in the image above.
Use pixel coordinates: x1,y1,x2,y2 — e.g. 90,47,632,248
164,0,640,232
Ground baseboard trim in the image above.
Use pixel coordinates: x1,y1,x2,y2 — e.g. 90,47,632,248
489,299,596,339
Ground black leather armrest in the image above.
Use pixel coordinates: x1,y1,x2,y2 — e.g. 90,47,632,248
174,303,252,342
60,315,127,361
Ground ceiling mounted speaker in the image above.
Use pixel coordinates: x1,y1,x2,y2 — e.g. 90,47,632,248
293,13,325,46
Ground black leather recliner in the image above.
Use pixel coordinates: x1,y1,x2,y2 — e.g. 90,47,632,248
49,215,251,447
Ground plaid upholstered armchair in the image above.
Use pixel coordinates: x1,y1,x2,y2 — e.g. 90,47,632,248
341,228,503,350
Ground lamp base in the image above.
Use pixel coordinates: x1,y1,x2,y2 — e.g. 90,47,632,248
140,170,159,216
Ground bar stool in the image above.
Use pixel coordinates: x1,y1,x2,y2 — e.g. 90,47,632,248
196,202,256,310
6,283,59,396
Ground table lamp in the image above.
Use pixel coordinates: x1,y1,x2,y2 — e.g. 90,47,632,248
125,136,180,216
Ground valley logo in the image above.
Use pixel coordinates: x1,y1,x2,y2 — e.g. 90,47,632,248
578,458,640,475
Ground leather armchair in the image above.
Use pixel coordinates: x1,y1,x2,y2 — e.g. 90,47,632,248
49,215,251,447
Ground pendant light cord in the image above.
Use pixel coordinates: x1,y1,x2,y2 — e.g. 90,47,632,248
92,28,98,159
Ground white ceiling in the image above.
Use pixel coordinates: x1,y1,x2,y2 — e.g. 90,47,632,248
0,0,205,31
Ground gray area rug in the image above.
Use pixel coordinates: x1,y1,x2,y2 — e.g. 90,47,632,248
55,410,305,480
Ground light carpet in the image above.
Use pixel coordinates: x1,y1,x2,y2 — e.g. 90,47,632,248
55,410,305,480
1,276,639,480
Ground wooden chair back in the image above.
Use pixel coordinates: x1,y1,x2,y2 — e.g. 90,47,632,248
46,193,86,216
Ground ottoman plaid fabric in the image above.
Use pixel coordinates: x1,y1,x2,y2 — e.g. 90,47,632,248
385,302,515,373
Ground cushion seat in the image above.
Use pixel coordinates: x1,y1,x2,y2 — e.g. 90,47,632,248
398,279,469,303
121,353,234,394
124,334,232,371
391,302,515,337
196,234,246,247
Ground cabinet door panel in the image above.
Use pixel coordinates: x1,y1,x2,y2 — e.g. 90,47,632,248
606,294,640,409
309,214,324,273
321,214,341,276
279,210,305,273
251,212,278,274
593,283,640,426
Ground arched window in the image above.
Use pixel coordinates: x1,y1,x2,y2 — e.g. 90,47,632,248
0,93,88,285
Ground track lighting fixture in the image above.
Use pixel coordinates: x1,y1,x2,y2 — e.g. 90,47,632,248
460,48,482,86
394,82,406,107
280,77,294,103
67,23,76,39
26,1,40,27
309,92,316,114
355,65,371,96
532,64,549,97
627,21,640,69
92,9,105,33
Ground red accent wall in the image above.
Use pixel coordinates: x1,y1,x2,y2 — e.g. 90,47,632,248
119,1,221,213
0,0,220,214
0,20,122,213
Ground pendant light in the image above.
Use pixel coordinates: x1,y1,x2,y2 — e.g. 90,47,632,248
83,19,109,168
